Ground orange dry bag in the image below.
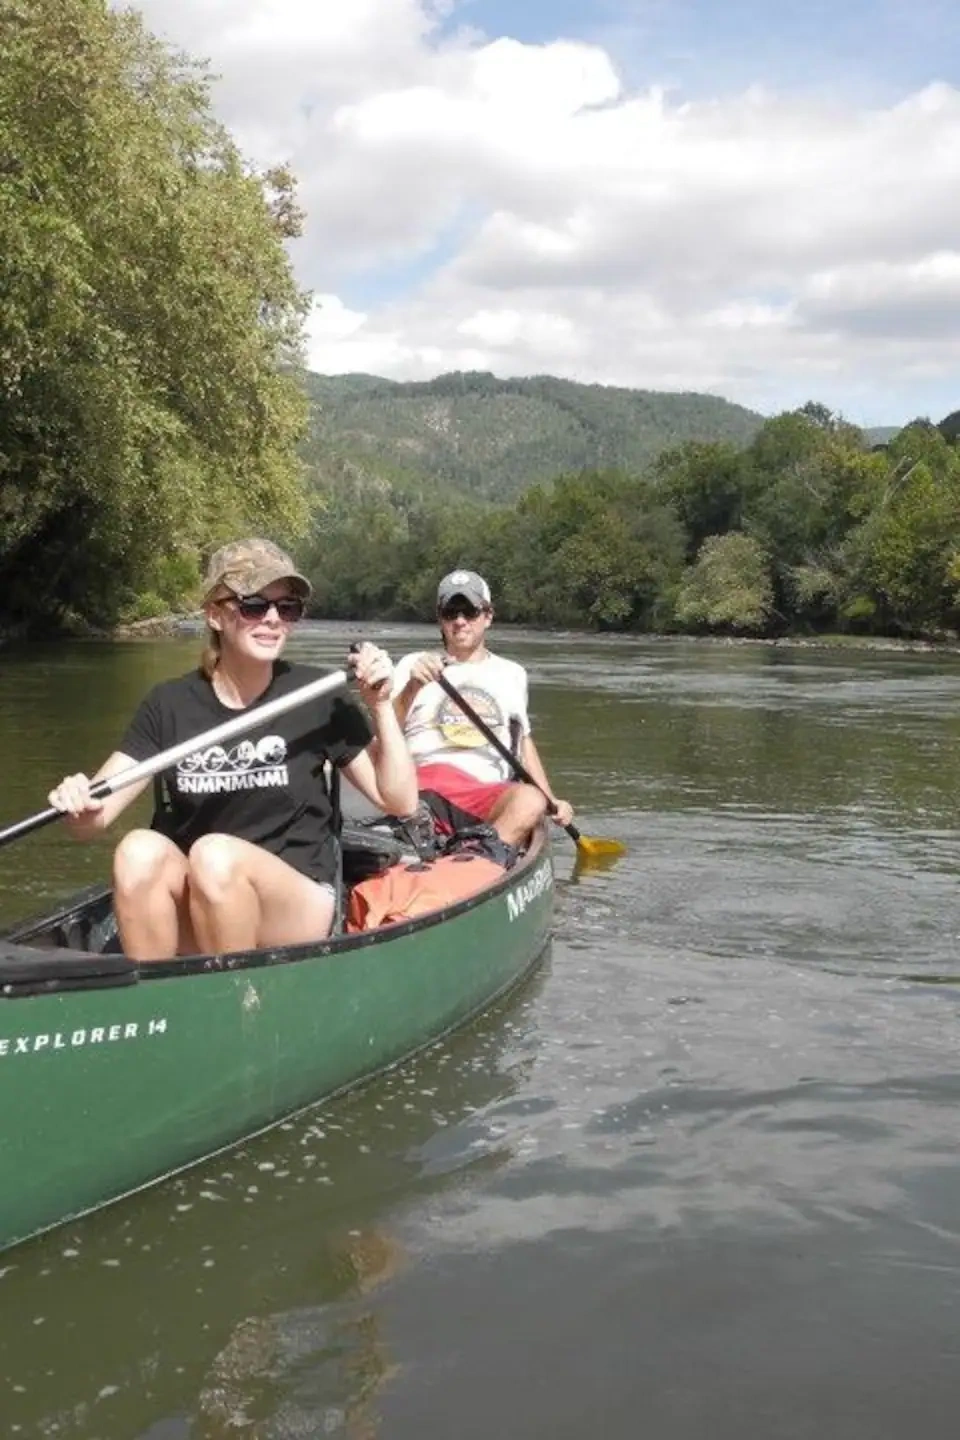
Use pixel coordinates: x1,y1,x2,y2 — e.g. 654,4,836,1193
346,853,504,932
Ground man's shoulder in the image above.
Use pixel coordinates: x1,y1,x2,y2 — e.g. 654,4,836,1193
479,651,527,682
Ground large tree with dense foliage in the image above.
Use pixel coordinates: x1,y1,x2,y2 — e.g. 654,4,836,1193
674,533,775,633
0,0,309,631
839,425,960,632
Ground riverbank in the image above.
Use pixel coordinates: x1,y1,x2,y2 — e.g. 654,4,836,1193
6,612,960,658
0,614,200,646
110,614,202,639
687,630,960,655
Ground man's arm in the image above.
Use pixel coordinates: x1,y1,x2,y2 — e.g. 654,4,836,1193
392,651,444,727
519,735,574,828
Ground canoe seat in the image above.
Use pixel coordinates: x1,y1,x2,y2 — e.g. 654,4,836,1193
3,884,120,954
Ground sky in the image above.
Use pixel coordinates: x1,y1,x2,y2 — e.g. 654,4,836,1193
127,0,960,425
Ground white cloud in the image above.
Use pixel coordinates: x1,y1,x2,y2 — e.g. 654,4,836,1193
127,0,960,422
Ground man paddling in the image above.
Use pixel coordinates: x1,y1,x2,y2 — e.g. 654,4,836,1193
393,570,573,867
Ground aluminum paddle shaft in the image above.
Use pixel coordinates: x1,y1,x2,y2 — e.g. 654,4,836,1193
0,669,349,850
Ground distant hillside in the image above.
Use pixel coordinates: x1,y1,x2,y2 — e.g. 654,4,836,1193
865,425,901,447
302,370,766,501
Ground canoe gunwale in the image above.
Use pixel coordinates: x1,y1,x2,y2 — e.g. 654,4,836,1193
0,828,551,996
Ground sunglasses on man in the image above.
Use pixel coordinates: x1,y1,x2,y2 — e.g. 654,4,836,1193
439,601,487,621
229,594,306,623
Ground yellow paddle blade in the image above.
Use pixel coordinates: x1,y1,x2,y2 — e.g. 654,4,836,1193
568,834,626,875
570,846,624,878
574,834,626,858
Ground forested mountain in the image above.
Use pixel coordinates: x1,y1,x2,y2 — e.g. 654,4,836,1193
302,370,766,501
296,397,960,640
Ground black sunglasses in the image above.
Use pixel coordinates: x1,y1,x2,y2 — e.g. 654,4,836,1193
439,601,485,621
231,593,305,623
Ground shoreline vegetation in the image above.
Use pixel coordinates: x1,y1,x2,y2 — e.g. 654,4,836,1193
3,615,958,661
3,5,960,651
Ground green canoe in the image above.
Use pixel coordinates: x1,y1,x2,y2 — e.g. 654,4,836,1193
0,827,553,1254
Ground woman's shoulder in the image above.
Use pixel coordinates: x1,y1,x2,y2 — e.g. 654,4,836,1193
270,661,361,716
136,669,208,708
270,661,333,692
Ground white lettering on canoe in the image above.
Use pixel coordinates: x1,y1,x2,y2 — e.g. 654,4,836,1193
506,861,553,922
0,1018,169,1059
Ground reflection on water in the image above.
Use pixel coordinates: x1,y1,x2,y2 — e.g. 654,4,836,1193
0,970,544,1436
195,1225,402,1440
2,629,960,1438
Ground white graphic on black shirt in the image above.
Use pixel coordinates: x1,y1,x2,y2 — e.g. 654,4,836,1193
176,736,289,795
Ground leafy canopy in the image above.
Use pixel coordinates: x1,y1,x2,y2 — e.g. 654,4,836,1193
0,0,309,630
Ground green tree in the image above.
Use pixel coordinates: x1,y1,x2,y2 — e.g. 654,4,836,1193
674,534,774,633
841,453,960,632
0,0,309,631
654,440,750,556
489,471,684,630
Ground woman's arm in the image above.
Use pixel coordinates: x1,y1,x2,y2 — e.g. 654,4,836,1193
343,644,418,816
48,752,152,841
342,704,418,815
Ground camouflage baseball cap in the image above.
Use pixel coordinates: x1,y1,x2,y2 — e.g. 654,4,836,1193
203,538,312,602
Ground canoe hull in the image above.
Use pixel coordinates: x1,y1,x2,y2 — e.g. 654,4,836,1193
0,840,553,1253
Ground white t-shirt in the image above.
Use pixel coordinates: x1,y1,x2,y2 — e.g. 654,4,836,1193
393,651,531,784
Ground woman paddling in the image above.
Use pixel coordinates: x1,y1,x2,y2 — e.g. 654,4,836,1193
48,538,417,961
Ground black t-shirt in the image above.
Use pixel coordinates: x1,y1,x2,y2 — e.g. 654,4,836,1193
119,663,373,885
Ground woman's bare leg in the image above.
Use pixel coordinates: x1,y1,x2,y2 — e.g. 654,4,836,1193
186,834,336,953
113,829,198,961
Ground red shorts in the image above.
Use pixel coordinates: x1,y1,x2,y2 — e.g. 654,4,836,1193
415,763,513,834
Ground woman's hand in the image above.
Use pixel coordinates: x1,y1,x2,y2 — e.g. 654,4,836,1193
349,643,395,708
48,773,104,821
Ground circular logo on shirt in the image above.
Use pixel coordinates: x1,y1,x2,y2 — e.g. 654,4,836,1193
175,735,288,776
434,686,504,748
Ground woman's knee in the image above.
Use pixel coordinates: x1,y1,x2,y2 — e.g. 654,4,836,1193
188,833,245,899
113,829,179,895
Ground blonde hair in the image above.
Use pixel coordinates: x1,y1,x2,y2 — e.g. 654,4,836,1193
199,586,230,680
199,627,221,680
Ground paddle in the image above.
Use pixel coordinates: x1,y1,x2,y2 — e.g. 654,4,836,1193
433,670,625,863
0,668,349,850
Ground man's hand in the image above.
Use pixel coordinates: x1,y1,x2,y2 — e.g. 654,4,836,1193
550,798,574,828
349,642,395,707
407,651,446,689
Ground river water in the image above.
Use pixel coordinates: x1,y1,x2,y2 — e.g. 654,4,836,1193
1,624,960,1438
